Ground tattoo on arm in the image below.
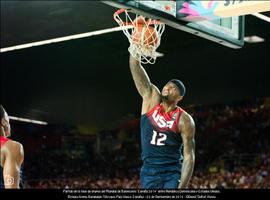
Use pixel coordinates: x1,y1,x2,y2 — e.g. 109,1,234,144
129,55,152,98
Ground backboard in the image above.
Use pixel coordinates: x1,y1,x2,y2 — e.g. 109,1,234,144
104,0,245,49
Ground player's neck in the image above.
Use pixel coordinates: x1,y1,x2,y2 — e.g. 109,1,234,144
161,102,177,113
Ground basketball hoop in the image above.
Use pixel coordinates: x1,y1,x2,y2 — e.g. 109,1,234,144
114,8,165,64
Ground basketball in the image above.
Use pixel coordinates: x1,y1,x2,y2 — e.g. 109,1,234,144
114,10,165,64
132,21,158,47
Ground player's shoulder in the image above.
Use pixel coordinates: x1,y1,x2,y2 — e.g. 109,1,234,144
5,140,24,156
182,110,193,120
179,110,195,129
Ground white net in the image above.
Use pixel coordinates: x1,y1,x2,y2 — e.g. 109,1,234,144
114,9,165,64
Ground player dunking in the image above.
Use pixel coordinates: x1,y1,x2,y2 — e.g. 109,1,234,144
129,55,195,189
0,105,24,189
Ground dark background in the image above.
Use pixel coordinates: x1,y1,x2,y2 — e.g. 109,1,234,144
1,1,270,127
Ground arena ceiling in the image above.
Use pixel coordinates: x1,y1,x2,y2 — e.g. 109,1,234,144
1,1,270,127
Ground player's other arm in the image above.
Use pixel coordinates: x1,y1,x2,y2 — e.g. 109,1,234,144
3,141,24,189
179,113,195,189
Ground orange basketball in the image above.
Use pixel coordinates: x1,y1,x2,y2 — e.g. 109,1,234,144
132,24,158,47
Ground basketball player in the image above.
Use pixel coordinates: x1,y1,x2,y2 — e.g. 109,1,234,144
129,55,195,189
0,105,24,189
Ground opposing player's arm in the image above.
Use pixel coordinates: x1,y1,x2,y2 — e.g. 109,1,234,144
3,142,24,189
178,113,195,189
129,55,160,100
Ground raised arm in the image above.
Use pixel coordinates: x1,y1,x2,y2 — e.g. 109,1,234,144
129,55,161,114
178,113,195,189
129,55,154,98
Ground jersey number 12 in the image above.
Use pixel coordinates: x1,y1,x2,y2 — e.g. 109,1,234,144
150,130,167,146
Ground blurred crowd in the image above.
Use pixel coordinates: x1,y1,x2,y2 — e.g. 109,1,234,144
25,175,140,189
25,153,270,189
12,98,270,188
190,153,270,189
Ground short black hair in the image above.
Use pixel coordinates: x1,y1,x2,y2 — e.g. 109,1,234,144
0,105,5,120
169,79,186,96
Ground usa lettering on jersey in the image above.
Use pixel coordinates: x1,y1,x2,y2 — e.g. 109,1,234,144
152,109,174,129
